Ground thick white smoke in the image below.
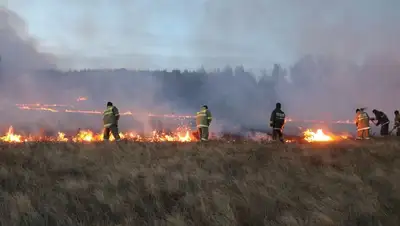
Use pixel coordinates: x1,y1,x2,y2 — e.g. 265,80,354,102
2,1,400,135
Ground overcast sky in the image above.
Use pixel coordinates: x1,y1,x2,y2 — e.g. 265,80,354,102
2,0,400,69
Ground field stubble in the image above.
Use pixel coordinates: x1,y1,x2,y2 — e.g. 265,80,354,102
0,138,400,225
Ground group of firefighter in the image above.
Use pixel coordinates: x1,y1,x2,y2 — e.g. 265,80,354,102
268,105,400,142
101,101,213,142
355,108,400,140
101,101,400,142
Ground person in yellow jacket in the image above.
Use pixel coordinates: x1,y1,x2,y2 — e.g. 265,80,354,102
196,105,212,141
355,108,370,140
103,102,121,141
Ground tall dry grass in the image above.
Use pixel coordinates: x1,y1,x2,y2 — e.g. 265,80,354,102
0,138,400,225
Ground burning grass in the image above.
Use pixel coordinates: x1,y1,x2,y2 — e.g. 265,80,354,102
0,126,196,143
0,138,400,225
303,129,350,142
0,125,351,144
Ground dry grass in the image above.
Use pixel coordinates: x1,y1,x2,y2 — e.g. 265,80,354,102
0,138,400,226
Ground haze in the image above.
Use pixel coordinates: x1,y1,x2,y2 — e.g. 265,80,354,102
0,1,399,135
4,0,400,69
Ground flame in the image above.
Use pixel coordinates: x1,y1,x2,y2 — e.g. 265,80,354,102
16,103,358,123
148,113,195,118
76,96,88,102
13,102,357,144
65,109,102,114
57,132,68,142
303,129,333,142
0,126,197,143
178,131,192,142
0,126,23,142
18,106,59,112
16,103,71,108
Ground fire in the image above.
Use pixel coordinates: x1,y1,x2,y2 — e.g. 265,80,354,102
15,103,192,118
16,103,71,108
303,129,351,142
0,126,197,143
303,129,333,142
17,102,358,124
0,126,23,142
65,109,101,114
12,101,357,144
18,106,59,112
57,132,68,142
17,104,355,123
76,96,88,102
72,130,102,142
178,131,192,142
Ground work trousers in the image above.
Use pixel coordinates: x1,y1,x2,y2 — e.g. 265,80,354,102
272,128,284,142
396,128,400,136
356,129,370,139
103,124,121,141
380,123,389,136
198,127,209,141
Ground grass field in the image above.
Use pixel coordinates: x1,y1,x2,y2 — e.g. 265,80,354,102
0,138,400,225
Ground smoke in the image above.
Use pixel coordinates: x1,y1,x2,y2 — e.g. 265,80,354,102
0,8,56,70
2,1,400,136
0,7,56,100
195,0,400,63
0,7,176,133
6,0,398,69
194,0,400,122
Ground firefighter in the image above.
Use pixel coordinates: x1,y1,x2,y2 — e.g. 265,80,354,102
270,102,285,142
371,109,390,136
355,108,370,140
103,101,121,141
196,105,212,141
394,110,400,136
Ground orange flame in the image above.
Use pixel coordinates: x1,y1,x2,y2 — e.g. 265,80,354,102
0,126,23,142
0,126,197,143
16,103,357,124
16,104,192,118
303,129,349,142
304,129,333,142
18,106,59,112
76,96,88,102
57,132,68,142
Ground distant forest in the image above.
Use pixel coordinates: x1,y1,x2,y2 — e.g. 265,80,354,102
2,55,400,129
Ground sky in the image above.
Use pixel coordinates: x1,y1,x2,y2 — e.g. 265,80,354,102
2,0,400,69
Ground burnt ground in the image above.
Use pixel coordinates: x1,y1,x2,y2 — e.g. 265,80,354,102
0,138,400,225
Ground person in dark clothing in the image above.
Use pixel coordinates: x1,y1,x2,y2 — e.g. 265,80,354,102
371,109,390,136
270,102,286,142
394,110,400,136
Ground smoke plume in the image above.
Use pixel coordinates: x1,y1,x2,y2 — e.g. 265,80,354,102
2,1,400,136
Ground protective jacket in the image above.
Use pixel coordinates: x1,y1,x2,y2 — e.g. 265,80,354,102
196,108,212,128
355,110,370,130
373,111,389,126
103,106,120,128
270,108,285,129
395,114,400,127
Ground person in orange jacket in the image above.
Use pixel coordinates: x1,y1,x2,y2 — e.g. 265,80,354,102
355,108,370,140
